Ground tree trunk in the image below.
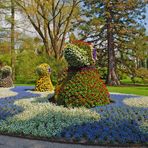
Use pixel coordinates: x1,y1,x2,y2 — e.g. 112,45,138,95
10,0,16,81
43,19,51,56
43,39,51,56
106,18,120,86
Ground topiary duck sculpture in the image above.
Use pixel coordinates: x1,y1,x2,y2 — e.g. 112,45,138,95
54,41,110,108
0,66,13,88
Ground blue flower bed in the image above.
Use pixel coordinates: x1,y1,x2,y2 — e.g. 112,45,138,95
58,94,148,144
0,86,147,145
0,86,40,120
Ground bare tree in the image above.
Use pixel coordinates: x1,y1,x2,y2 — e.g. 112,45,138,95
14,0,81,59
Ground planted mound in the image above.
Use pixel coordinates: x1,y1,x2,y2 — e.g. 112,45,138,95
55,67,110,108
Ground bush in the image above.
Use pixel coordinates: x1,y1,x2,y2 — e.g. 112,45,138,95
15,51,67,85
97,67,107,79
0,54,11,66
135,68,148,83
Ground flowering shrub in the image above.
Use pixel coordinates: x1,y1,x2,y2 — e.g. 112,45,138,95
35,63,54,92
0,66,13,88
55,67,110,108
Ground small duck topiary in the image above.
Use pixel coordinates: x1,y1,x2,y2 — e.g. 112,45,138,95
0,66,13,88
35,63,54,92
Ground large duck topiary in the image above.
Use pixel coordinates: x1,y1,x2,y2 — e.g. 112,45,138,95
55,41,110,108
0,66,13,88
35,63,54,92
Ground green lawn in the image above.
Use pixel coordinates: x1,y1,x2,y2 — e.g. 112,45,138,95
107,86,148,96
15,83,35,86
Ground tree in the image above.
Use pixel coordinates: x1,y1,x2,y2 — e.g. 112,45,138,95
0,0,16,80
77,0,146,85
10,0,16,80
14,0,81,59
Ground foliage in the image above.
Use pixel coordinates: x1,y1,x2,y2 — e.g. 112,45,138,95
0,54,11,66
97,67,107,79
15,50,67,85
135,68,148,83
55,67,110,108
35,63,54,92
14,0,81,59
69,33,77,42
76,0,146,85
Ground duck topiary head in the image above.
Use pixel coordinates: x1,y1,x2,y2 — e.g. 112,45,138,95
64,41,96,68
36,63,51,77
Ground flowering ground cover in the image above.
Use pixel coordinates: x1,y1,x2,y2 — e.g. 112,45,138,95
0,86,147,145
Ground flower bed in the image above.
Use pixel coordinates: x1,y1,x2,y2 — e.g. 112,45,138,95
0,86,147,145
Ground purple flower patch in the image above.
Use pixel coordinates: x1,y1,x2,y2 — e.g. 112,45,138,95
92,48,97,61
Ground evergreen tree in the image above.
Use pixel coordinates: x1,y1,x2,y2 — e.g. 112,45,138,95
77,0,146,85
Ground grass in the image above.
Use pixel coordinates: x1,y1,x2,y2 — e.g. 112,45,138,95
15,83,35,86
107,86,148,96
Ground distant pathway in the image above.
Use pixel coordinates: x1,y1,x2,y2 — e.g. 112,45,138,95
1,135,146,148
0,135,105,148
